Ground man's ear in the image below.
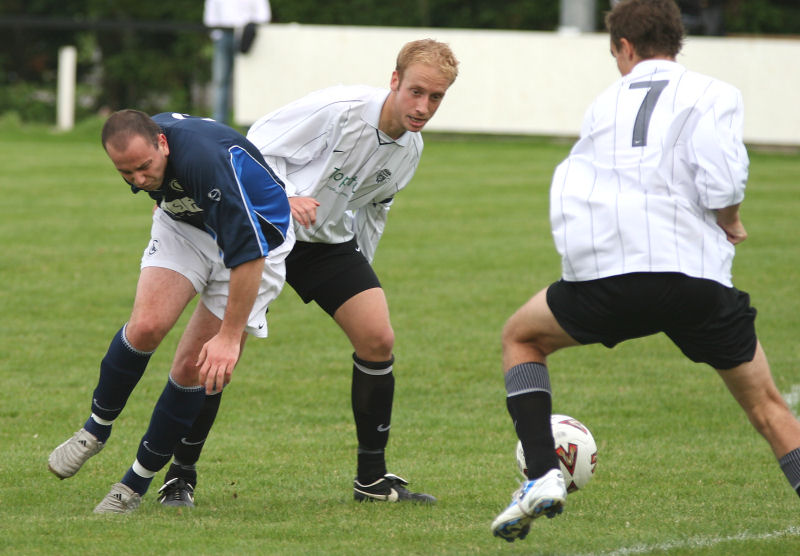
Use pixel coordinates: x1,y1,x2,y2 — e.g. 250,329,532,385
619,37,636,61
389,70,400,92
158,133,169,156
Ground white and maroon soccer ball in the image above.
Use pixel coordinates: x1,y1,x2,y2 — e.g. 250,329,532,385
516,414,597,493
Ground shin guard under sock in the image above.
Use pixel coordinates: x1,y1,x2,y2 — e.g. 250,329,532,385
86,325,153,442
505,362,559,479
779,447,800,498
351,353,394,482
91,325,154,420
167,391,223,487
130,377,205,494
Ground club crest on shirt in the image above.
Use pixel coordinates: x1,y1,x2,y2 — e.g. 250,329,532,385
376,168,392,184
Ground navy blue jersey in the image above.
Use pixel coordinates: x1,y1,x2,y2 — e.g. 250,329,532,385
132,112,290,268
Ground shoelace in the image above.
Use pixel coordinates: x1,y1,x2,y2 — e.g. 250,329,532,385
159,479,192,501
168,487,182,502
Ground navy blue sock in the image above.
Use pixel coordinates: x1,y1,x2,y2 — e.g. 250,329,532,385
172,391,223,467
86,325,153,442
123,377,205,495
122,466,154,496
83,415,113,444
167,391,223,488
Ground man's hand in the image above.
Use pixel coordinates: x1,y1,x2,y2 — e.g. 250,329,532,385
197,334,241,394
196,257,264,394
716,204,748,245
289,196,320,229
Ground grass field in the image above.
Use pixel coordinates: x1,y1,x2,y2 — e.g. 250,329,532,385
1,114,799,555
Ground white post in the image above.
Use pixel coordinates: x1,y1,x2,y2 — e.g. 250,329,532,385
559,0,597,33
57,45,77,131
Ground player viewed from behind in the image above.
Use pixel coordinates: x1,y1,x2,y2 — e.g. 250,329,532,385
159,38,459,504
48,110,293,513
491,0,800,542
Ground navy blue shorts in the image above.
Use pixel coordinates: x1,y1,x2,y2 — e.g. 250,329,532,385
285,239,381,316
546,272,758,370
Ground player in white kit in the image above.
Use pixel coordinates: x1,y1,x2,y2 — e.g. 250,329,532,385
160,39,459,504
492,0,800,542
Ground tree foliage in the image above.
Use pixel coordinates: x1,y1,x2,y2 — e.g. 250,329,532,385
1,0,799,123
1,0,206,121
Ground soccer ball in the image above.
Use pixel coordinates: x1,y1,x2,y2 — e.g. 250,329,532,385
516,414,597,493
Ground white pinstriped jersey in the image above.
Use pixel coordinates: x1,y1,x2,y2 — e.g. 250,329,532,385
246,85,423,263
550,60,748,287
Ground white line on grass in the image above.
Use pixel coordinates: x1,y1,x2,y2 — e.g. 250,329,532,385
575,526,800,556
570,386,799,556
782,384,800,418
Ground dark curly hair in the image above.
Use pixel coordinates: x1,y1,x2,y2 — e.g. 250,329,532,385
605,0,685,59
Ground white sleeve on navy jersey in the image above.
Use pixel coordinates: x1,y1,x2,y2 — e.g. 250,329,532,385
550,60,748,287
247,85,422,249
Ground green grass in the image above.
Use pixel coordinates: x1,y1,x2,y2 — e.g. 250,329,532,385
1,116,800,555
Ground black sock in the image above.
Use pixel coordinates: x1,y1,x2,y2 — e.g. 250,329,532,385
779,447,800,498
351,353,394,482
356,449,386,485
504,362,558,479
167,391,223,488
507,392,558,478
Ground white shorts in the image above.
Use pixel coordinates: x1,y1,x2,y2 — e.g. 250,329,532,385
141,208,295,338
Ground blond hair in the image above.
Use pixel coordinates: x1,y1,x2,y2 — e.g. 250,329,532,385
396,39,459,85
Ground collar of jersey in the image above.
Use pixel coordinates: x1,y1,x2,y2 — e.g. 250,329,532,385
629,59,682,79
362,88,413,147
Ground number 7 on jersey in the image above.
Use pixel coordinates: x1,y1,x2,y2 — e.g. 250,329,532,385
629,80,668,147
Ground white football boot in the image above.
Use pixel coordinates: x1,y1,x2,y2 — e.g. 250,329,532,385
48,428,104,479
94,483,142,514
491,468,567,542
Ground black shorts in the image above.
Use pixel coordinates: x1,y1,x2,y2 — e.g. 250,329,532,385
546,272,758,370
285,239,381,316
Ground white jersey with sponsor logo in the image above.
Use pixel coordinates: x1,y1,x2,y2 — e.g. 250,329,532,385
247,85,423,262
550,60,749,288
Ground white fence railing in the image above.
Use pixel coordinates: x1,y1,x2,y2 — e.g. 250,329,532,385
235,24,800,146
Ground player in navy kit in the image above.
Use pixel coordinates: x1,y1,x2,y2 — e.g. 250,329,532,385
48,110,293,513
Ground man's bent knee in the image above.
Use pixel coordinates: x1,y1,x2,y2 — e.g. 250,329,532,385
354,328,394,362
124,319,172,352
170,361,201,387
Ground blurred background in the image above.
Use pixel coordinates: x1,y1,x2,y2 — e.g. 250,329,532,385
1,0,799,126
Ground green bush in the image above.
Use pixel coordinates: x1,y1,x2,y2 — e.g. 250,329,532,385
0,0,208,121
2,0,799,123
0,82,56,123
